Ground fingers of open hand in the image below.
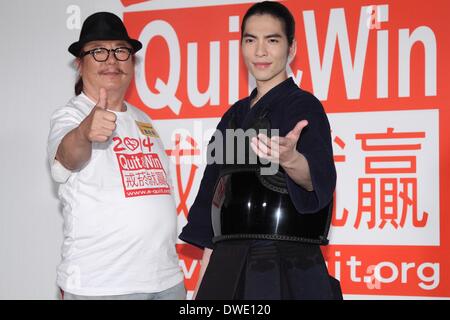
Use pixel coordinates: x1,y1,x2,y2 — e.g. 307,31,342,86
251,134,280,161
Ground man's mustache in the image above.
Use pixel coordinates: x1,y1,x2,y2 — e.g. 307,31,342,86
99,69,127,75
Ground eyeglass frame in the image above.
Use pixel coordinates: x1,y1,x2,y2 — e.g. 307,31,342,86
80,47,134,62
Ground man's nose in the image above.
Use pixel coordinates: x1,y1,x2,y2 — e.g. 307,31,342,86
105,50,118,64
255,41,267,57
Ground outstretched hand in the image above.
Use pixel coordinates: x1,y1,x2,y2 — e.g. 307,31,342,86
250,120,308,167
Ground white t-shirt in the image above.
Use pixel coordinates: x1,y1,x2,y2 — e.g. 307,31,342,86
48,93,184,296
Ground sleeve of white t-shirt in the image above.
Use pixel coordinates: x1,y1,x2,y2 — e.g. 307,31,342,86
47,105,84,183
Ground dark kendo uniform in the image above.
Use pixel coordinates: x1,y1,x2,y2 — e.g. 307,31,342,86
179,77,343,300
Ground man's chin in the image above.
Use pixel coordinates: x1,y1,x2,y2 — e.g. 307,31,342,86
101,80,130,90
251,75,273,82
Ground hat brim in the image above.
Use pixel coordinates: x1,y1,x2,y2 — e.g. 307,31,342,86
68,38,142,57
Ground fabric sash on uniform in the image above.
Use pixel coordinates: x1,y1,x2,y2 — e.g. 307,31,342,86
196,241,250,300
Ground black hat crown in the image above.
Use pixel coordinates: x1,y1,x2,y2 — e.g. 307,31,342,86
68,12,142,57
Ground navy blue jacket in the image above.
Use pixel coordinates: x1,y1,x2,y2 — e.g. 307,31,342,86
179,77,336,249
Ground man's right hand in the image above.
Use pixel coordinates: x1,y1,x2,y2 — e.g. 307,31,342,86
55,88,118,171
79,88,117,143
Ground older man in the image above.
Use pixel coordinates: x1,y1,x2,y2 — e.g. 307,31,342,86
48,12,185,300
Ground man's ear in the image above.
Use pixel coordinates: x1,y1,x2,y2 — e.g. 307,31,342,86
288,39,297,60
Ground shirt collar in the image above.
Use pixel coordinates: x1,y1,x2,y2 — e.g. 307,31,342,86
248,77,297,111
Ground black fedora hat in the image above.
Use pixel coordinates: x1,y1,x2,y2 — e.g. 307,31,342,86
68,12,142,57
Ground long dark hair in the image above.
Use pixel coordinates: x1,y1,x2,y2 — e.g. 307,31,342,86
75,76,83,95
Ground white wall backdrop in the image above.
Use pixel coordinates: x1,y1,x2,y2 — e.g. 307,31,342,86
0,0,126,300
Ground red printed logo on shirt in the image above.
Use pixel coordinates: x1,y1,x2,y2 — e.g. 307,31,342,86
114,136,170,197
124,137,140,151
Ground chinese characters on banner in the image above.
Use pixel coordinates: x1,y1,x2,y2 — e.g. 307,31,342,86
121,0,449,298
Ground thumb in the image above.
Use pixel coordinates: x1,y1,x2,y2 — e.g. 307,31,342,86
96,88,108,109
287,120,308,142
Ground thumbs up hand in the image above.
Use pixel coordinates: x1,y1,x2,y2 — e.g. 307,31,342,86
79,88,117,143
95,87,108,110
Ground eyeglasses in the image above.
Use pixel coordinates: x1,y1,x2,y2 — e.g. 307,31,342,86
80,47,133,62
